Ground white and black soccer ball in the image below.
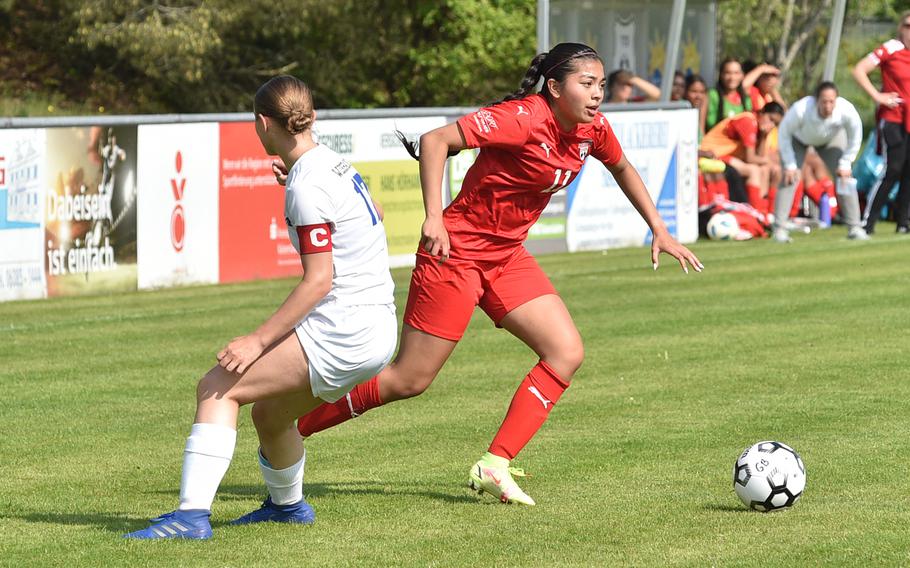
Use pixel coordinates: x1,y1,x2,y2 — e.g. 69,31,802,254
733,441,806,512
706,212,740,240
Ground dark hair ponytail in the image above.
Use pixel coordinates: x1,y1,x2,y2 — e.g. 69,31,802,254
494,43,601,105
499,53,548,103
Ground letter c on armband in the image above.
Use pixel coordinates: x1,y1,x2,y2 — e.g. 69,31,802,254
296,223,333,254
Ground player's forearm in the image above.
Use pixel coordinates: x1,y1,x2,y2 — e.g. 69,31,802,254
253,268,332,347
418,131,449,218
852,64,881,100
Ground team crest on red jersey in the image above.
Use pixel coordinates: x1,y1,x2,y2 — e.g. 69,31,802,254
579,141,592,160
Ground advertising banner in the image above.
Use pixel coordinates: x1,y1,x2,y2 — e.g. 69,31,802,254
137,123,219,289
0,129,46,301
312,116,446,266
218,117,446,283
218,121,302,283
565,108,699,252
45,126,138,296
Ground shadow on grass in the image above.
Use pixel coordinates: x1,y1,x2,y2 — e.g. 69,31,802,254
217,481,478,505
1,511,146,533
2,481,479,534
702,502,751,513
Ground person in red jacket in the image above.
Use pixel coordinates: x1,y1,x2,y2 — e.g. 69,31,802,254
853,10,910,233
295,43,702,506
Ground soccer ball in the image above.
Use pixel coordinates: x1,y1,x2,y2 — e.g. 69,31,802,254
706,212,740,240
733,441,806,512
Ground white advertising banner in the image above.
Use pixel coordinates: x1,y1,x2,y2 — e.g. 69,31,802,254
314,116,446,267
137,123,219,289
565,108,699,252
0,129,47,301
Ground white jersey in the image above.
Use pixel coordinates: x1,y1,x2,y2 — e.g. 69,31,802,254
284,144,394,307
777,95,863,172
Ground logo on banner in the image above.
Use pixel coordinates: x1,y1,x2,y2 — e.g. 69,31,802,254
579,141,592,160
171,151,186,252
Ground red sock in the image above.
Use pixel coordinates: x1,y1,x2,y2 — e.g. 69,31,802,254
766,186,777,216
790,181,804,218
488,361,570,460
746,184,765,213
296,376,383,437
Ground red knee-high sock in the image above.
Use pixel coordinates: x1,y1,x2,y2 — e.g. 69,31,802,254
296,376,383,437
746,184,766,213
790,181,804,218
766,186,777,216
488,361,570,460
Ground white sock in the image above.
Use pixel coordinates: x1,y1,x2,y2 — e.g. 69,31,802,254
258,448,305,506
178,423,237,511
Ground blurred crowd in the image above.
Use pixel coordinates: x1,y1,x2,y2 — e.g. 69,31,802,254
608,11,910,242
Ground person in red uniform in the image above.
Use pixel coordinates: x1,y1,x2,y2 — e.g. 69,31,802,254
295,43,703,505
699,103,784,213
853,10,910,233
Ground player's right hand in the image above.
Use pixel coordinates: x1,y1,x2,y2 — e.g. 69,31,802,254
272,160,288,186
783,168,800,186
420,215,450,263
877,91,903,109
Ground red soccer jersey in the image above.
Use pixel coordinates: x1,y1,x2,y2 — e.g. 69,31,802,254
451,94,623,261
867,39,910,131
724,115,758,150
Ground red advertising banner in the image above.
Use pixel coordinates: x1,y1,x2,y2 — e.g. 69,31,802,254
218,122,302,283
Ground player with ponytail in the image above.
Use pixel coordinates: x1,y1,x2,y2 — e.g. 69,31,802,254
125,75,397,538
298,44,703,506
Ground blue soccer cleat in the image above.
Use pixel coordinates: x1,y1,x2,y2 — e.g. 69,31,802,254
123,509,213,540
230,496,315,525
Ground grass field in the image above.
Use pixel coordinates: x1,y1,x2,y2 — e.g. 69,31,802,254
2,225,910,567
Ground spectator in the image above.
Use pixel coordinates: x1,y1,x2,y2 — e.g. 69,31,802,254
684,74,709,139
771,81,867,242
705,58,780,132
852,9,910,234
607,69,661,103
744,61,788,112
670,70,687,101
700,102,785,214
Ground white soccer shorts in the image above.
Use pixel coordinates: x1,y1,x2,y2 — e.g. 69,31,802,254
294,302,397,403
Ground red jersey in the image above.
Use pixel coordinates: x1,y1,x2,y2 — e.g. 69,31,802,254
451,94,622,261
699,112,757,160
867,39,910,131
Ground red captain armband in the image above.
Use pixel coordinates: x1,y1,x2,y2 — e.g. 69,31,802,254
296,223,333,254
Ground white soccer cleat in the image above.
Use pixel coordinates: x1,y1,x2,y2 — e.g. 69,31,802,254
847,226,870,240
469,461,536,506
772,228,792,243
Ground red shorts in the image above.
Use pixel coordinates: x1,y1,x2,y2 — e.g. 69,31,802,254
403,247,557,341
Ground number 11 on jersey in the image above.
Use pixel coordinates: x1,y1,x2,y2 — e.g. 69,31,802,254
543,169,573,193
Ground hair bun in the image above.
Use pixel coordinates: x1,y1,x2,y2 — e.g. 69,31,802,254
287,108,313,135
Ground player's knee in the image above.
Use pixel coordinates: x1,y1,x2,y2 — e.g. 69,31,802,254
544,341,584,380
387,372,434,399
250,401,286,436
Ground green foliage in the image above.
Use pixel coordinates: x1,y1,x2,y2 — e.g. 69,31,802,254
0,0,536,114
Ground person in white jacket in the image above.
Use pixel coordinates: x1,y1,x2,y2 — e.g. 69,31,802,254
772,81,868,242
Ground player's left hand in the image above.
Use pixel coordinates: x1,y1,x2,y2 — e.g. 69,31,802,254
217,334,266,374
272,160,288,186
651,232,703,274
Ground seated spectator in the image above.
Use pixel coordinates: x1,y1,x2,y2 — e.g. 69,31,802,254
607,69,661,103
685,74,709,139
700,102,785,214
743,61,787,112
705,58,778,132
688,73,750,206
670,71,687,101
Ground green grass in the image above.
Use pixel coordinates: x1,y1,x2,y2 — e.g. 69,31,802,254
2,225,910,567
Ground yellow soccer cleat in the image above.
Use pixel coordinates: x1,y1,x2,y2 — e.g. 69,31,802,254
468,453,536,506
